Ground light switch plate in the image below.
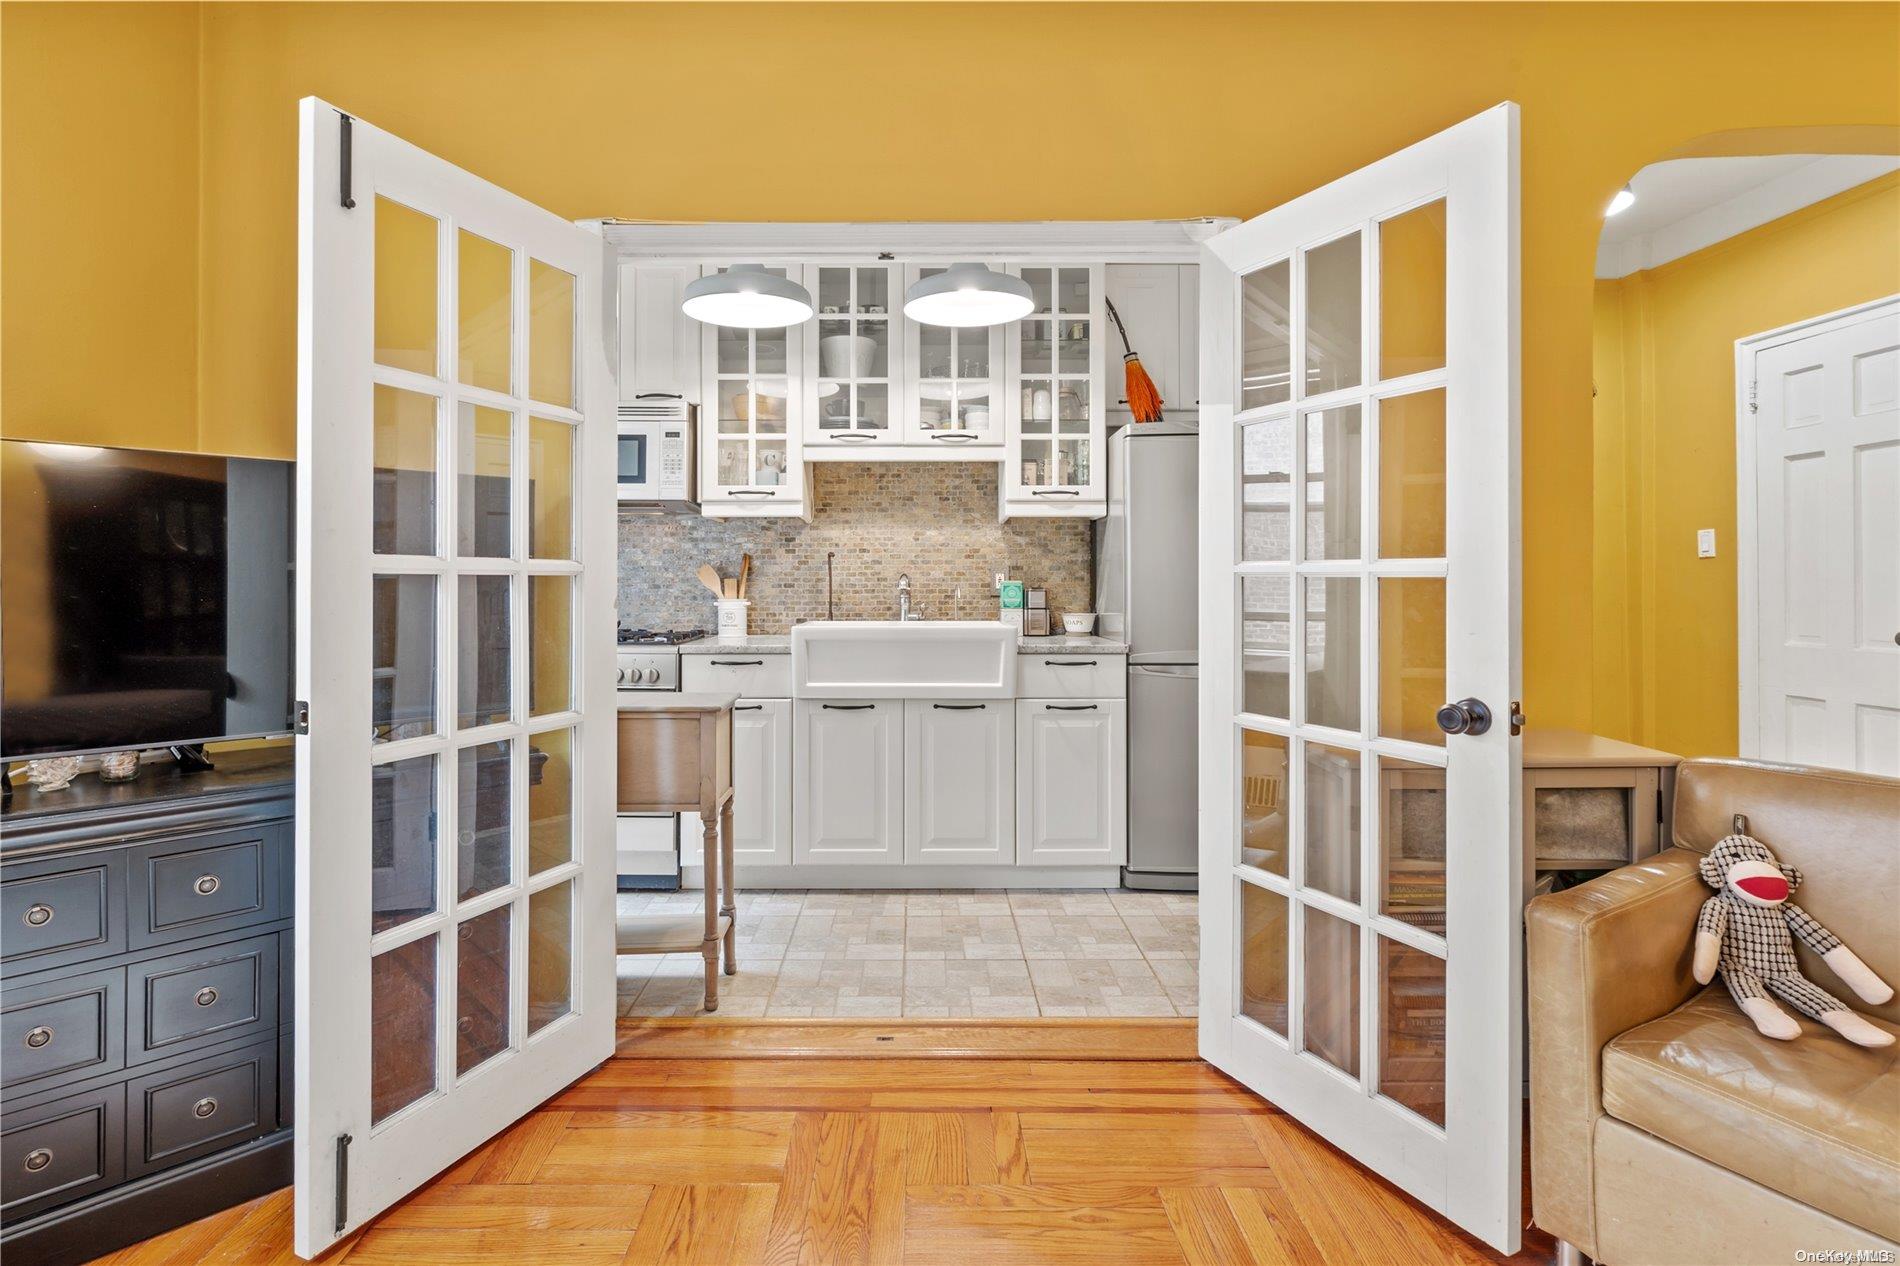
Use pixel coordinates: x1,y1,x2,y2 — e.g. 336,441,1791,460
992,571,1007,594
1697,528,1717,558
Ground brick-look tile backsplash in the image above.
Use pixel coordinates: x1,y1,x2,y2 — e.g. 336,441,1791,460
617,464,1093,633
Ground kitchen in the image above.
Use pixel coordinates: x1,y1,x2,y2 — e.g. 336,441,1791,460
607,228,1214,1017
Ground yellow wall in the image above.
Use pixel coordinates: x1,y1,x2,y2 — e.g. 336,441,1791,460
6,2,1900,740
1592,173,1900,757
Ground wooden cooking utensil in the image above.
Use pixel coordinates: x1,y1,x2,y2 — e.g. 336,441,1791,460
738,554,752,599
697,564,724,598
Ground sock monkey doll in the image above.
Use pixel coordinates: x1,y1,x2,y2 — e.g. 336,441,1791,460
1694,833,1894,1047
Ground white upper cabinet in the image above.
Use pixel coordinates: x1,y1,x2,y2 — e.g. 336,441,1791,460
803,262,902,452
620,261,702,404
1102,263,1201,421
699,264,807,516
1004,263,1106,513
903,264,1005,451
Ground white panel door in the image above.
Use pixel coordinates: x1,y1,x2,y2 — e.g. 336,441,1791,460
732,699,793,864
1016,698,1126,866
905,700,1013,864
294,99,617,1258
1198,104,1522,1251
1744,297,1900,775
793,700,903,864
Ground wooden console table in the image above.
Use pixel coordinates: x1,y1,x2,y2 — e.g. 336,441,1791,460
615,693,737,1011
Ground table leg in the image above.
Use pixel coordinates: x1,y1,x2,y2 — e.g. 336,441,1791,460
700,810,719,1012
721,795,737,975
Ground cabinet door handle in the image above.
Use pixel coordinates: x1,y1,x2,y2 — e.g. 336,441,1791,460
25,1025,53,1050
22,903,53,928
929,432,977,442
195,987,219,1007
23,1148,52,1173
193,1097,219,1119
1047,704,1099,711
733,704,763,712
193,875,221,897
1043,659,1099,667
829,432,875,442
1030,489,1081,497
931,703,985,710
711,659,764,666
820,703,875,711
728,490,778,498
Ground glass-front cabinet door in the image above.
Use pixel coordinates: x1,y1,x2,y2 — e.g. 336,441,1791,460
1005,263,1105,507
700,265,804,513
805,262,899,451
902,264,1004,450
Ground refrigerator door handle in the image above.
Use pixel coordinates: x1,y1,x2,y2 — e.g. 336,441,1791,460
1130,664,1199,678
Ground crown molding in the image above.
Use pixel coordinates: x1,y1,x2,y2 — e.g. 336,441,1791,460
579,218,1236,263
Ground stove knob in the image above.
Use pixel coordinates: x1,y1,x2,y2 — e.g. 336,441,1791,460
615,667,627,685
643,667,662,684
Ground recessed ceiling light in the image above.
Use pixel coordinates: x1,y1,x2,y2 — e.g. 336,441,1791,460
903,263,1034,328
1605,184,1637,217
682,264,815,329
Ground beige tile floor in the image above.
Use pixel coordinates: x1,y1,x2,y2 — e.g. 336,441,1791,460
616,888,1200,1018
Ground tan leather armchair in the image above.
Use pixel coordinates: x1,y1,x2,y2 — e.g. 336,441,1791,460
1528,758,1899,1265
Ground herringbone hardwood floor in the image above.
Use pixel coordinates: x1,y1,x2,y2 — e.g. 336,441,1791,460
85,1024,1551,1265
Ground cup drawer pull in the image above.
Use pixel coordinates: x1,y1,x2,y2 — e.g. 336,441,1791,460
193,1097,218,1119
195,987,219,1007
23,1148,52,1173
24,1025,53,1049
193,875,221,897
23,903,53,928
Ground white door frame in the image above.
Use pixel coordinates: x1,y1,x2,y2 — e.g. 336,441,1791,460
1198,102,1522,1252
1734,294,1900,758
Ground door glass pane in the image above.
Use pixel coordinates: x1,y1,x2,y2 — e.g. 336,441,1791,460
956,327,989,379
1379,755,1447,936
528,727,574,873
1241,576,1290,719
371,934,437,1125
529,576,572,717
1379,199,1447,380
857,267,888,313
716,327,748,376
1057,318,1089,373
919,323,951,379
529,417,575,560
1056,382,1089,433
1242,417,1293,562
1379,577,1445,746
1023,267,1053,315
715,440,749,489
456,904,510,1075
373,574,436,743
458,405,512,558
817,319,852,379
459,575,511,728
754,378,789,434
1240,261,1291,410
374,198,437,375
1303,742,1362,902
755,329,789,377
373,386,437,556
1303,405,1362,561
457,230,513,393
529,880,573,1035
817,267,849,314
1304,577,1360,732
1302,907,1360,1078
1058,268,1090,314
754,439,788,488
859,383,889,432
458,739,512,900
1240,879,1288,1037
371,755,437,934
1378,390,1446,559
1022,320,1052,376
1379,936,1446,1126
528,259,576,408
1304,233,1362,394
1240,728,1289,875
1020,380,1053,435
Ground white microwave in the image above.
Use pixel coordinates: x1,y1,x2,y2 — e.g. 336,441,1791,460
617,397,697,511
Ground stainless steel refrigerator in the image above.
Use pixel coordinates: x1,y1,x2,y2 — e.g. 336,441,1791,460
1095,422,1198,891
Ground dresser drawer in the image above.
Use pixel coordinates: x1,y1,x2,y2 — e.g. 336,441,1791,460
126,1041,276,1178
682,653,793,698
128,935,277,1065
129,825,286,950
1016,654,1125,698
0,1085,124,1221
0,968,124,1094
1,857,123,971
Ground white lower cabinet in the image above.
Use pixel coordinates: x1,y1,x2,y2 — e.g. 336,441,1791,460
794,699,905,865
1016,698,1127,867
904,700,1013,865
683,697,792,870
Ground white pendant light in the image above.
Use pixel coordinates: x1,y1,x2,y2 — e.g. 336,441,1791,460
1605,183,1637,217
682,264,815,329
903,262,1034,328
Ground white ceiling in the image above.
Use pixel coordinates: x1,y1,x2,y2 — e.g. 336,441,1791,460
1595,154,1899,279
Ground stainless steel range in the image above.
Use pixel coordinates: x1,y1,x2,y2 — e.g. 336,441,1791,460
614,627,707,888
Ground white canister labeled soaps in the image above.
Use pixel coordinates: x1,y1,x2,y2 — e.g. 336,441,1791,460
716,598,750,642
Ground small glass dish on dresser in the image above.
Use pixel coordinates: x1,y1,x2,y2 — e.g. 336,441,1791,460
98,749,142,782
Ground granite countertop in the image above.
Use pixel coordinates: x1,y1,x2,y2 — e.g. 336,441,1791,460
681,636,791,655
617,690,740,711
1016,634,1128,654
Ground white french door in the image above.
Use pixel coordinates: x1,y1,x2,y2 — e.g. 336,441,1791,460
1197,104,1523,1251
294,99,618,1257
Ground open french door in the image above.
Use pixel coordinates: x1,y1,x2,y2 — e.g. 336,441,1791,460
1197,104,1522,1251
294,99,618,1257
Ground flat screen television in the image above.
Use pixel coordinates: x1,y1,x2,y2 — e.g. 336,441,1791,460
1,438,295,759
